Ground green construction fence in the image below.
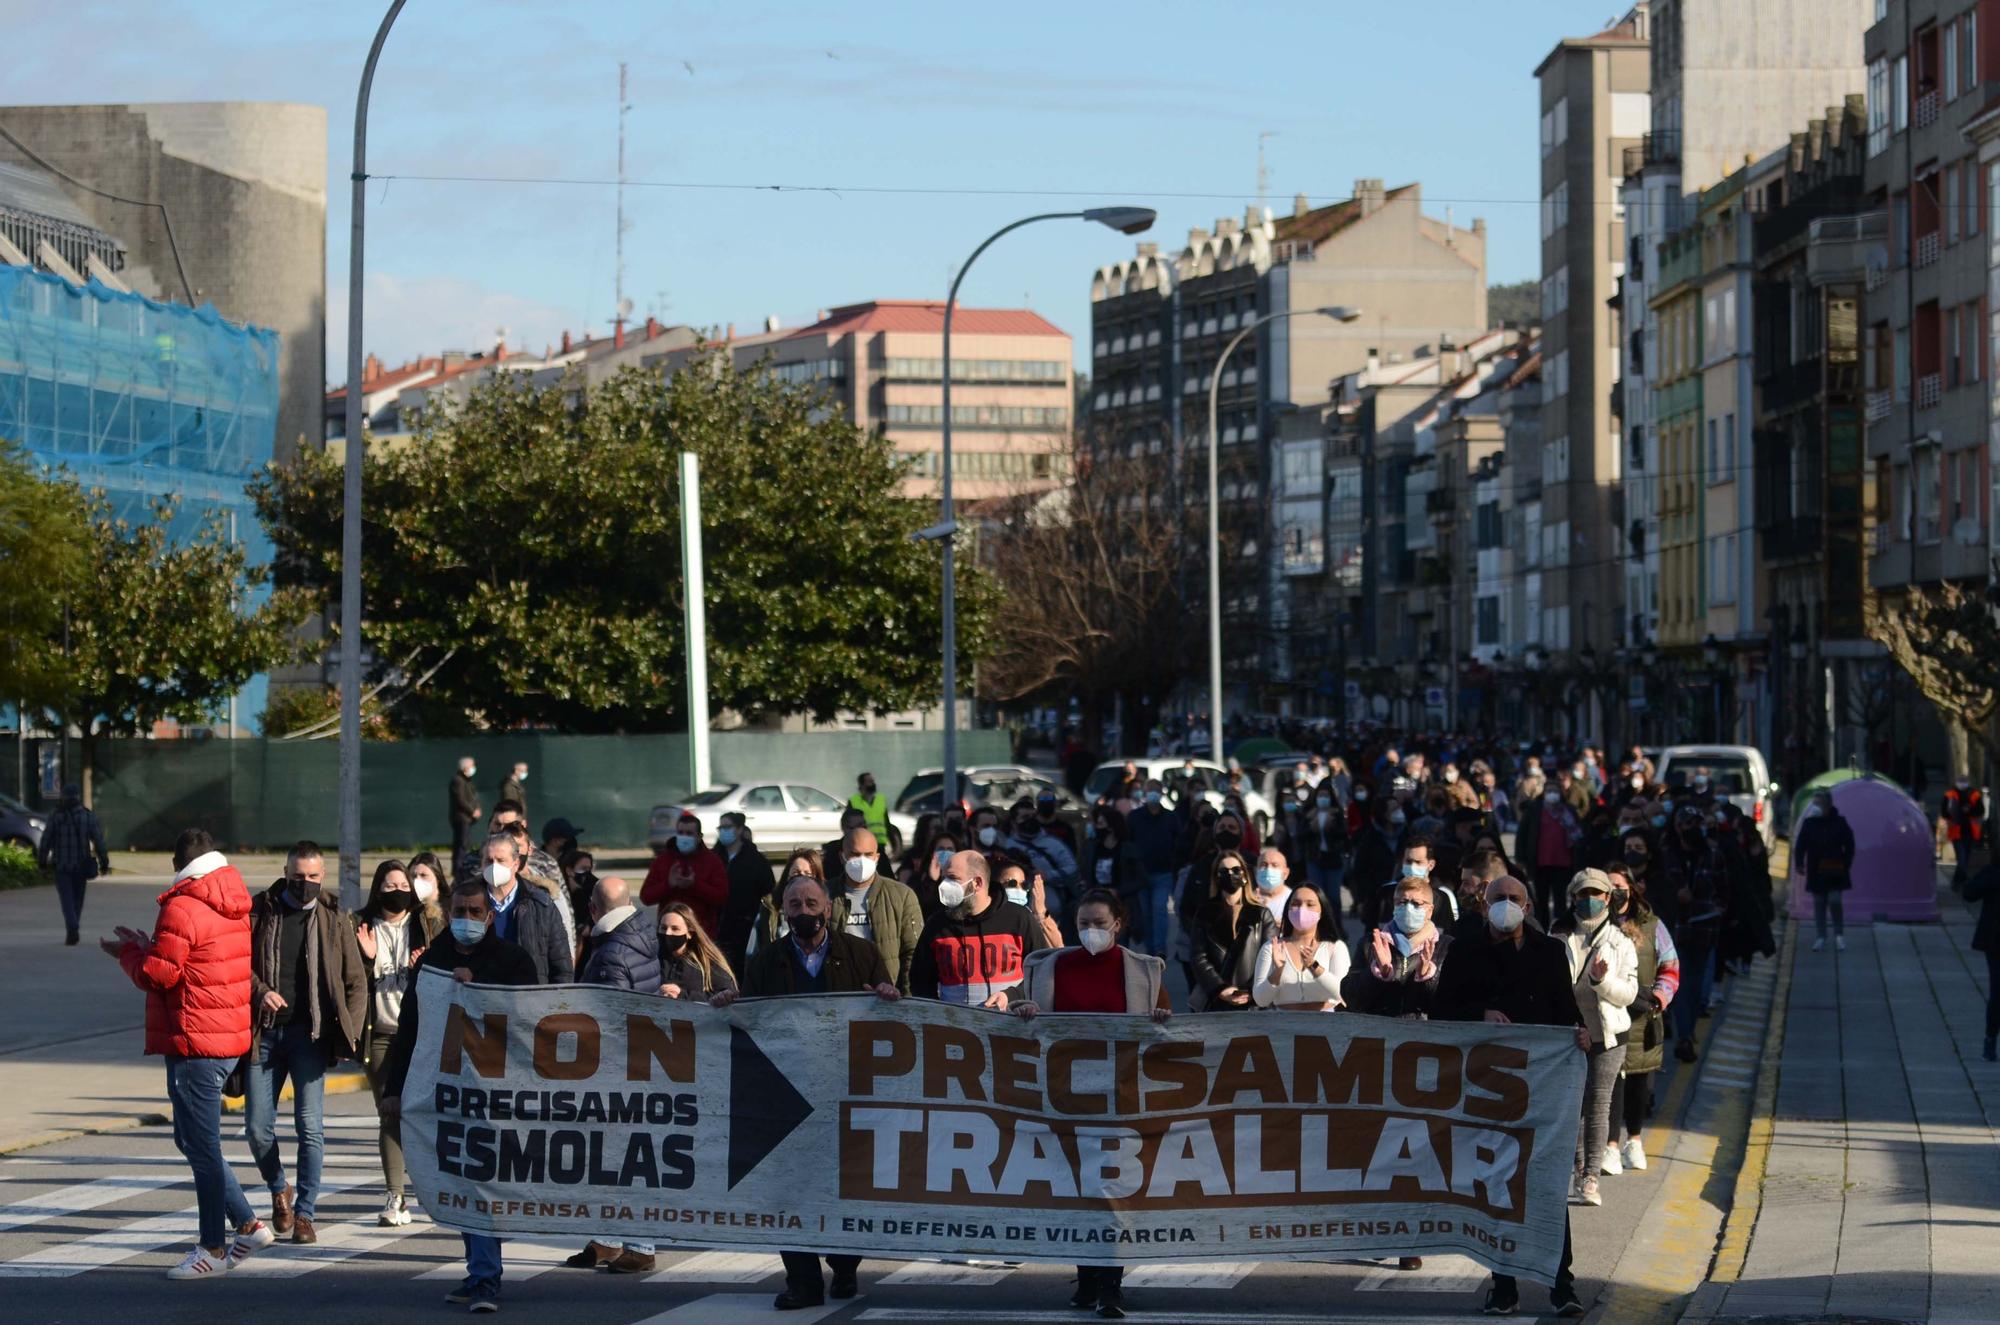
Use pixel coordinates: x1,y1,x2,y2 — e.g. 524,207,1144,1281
87,730,1013,852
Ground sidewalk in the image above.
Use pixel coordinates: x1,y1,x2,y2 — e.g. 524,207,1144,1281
1686,877,2000,1325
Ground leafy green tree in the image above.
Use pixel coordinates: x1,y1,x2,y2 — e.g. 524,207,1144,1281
0,442,90,705
252,351,996,732
46,494,306,803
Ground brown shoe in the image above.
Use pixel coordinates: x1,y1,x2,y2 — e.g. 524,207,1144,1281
271,1185,294,1236
1398,1256,1423,1271
605,1249,657,1275
564,1240,619,1269
290,1214,317,1245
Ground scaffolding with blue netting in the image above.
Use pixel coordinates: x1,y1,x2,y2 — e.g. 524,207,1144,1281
0,263,283,727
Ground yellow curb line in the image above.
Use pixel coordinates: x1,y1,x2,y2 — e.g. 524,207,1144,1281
223,1067,370,1115
1707,915,1796,1284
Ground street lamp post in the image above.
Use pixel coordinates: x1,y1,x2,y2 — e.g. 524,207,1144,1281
338,0,407,911
938,206,1155,811
1203,305,1360,761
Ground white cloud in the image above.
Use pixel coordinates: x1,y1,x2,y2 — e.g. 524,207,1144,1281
327,272,590,381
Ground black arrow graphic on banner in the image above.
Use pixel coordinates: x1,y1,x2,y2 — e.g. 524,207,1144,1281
728,1025,815,1189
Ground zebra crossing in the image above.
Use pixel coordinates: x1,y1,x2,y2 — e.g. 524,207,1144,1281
1689,936,1783,1095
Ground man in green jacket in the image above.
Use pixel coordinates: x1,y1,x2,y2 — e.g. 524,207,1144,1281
833,827,923,993
850,773,890,843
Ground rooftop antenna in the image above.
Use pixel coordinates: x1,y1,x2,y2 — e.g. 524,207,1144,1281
1257,130,1277,213
615,62,631,340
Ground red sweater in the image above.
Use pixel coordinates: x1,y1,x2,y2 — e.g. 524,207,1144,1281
1053,946,1128,1013
119,854,253,1059
641,845,729,939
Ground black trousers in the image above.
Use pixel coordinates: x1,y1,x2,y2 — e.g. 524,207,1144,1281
1077,1265,1124,1300
450,817,473,867
1491,1215,1573,1297
781,1250,859,1297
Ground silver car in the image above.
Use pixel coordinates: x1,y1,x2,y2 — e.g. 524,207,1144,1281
648,782,852,857
0,792,46,852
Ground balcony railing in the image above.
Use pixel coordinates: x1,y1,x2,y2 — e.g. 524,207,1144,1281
1917,373,1942,409
1915,231,1942,268
1916,89,1941,129
1865,389,1893,422
1640,129,1680,167
1805,211,1885,286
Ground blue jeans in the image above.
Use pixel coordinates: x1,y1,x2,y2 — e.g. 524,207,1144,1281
53,870,88,933
243,1020,328,1218
1674,931,1717,1042
165,1054,253,1251
464,1233,503,1284
1143,871,1176,956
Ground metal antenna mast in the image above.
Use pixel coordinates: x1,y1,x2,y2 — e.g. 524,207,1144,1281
1257,130,1276,214
615,62,631,335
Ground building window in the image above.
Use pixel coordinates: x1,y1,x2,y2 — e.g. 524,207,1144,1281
1724,412,1736,477
1894,54,1909,132
1868,59,1890,155
1947,17,1961,99
882,357,1066,383
883,404,1069,428
1916,449,1941,543
1950,306,1964,387
1970,11,1980,88
1541,181,1570,239
1948,166,1962,244
1707,418,1719,481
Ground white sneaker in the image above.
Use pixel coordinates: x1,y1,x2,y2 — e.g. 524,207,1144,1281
167,1246,231,1280
1578,1177,1603,1207
1836,936,1847,952
227,1219,274,1267
1812,937,1826,952
1567,1171,1586,1204
378,1193,411,1227
1622,1137,1648,1171
1600,1143,1623,1176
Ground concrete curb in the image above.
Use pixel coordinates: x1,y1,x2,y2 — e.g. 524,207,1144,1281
0,1067,372,1156
1705,913,1797,1285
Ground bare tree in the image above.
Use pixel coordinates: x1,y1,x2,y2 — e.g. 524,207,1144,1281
978,437,1196,749
1867,578,2000,780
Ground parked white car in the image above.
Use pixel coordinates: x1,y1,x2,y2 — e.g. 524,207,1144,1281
1654,745,1779,848
648,782,852,857
1080,757,1276,834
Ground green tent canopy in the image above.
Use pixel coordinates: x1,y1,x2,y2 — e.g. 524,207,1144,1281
1790,767,1905,827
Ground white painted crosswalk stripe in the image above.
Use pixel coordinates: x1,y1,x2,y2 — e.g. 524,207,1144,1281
878,1259,1014,1286
1354,1253,1488,1293
0,1176,179,1235
644,1250,785,1282
414,1236,578,1281
1121,1260,1258,1289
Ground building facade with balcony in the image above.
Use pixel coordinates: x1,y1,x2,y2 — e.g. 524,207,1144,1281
1087,183,1487,718
1753,95,1884,786
1864,0,1994,604
1536,9,1650,660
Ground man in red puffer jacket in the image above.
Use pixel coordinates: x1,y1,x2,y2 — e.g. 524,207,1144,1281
104,828,275,1281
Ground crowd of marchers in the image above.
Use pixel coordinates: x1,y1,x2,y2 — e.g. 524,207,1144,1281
89,733,1800,1319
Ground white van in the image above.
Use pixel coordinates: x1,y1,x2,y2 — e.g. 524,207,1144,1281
1654,745,1779,847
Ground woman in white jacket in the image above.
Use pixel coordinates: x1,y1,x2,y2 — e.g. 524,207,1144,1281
1252,883,1351,1010
1562,868,1639,1207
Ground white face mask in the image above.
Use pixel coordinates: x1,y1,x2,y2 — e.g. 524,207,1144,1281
1078,925,1116,955
515,769,528,783
1487,899,1525,933
413,872,438,904
1005,886,1030,907
1393,901,1428,934
1444,770,1459,783
977,825,998,846
936,880,967,909
482,861,513,889
845,855,877,884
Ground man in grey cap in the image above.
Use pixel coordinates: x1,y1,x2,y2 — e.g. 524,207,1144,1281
37,783,110,946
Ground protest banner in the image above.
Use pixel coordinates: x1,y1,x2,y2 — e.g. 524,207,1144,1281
401,971,1585,1280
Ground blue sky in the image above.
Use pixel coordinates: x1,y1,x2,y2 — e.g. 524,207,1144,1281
8,0,1630,377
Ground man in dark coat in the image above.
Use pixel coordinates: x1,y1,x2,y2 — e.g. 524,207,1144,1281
712,874,900,1309
447,757,482,867
1794,790,1856,953
480,834,573,985
567,874,664,1273
717,811,777,971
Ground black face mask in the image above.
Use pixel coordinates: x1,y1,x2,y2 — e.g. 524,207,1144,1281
1215,829,1242,848
1015,819,1039,836
659,932,689,955
789,913,826,941
379,891,413,915
1218,869,1247,889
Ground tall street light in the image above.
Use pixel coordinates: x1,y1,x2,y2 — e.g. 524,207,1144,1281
937,206,1155,810
338,0,407,910
1203,304,1360,762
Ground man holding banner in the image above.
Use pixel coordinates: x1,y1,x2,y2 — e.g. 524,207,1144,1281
383,879,540,1315
715,872,902,1310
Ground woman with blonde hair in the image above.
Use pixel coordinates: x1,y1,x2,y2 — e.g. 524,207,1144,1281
658,901,738,1001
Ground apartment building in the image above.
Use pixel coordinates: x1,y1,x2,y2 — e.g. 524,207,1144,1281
653,301,1073,501
1865,1,1993,593
1535,10,1650,660
1752,96,1878,782
1089,183,1486,715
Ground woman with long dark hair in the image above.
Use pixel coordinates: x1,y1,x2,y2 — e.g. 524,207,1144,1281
351,858,444,1227
1251,882,1351,1010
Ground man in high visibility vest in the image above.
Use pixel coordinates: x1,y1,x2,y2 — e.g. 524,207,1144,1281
1944,778,1987,880
850,773,890,845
